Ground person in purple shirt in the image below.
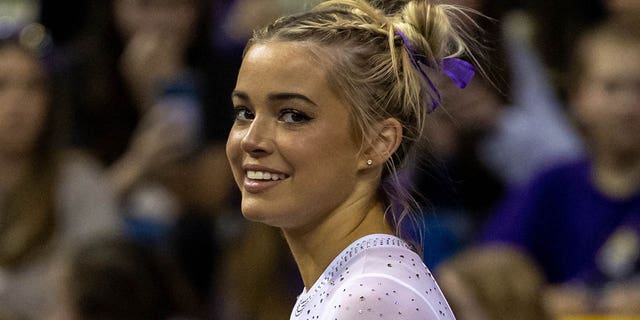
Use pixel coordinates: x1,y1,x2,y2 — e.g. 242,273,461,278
438,13,640,317
482,159,640,285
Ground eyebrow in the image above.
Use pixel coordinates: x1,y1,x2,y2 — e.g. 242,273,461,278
268,92,317,106
231,91,317,106
231,91,250,101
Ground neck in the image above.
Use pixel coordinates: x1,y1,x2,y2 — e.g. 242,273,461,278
283,197,393,289
592,151,640,199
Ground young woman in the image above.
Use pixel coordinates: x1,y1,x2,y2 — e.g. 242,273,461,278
0,32,121,319
226,0,479,318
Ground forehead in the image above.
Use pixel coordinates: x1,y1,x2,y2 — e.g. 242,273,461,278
583,37,640,78
237,42,330,93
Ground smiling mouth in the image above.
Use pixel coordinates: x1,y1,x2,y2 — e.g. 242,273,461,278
246,170,288,181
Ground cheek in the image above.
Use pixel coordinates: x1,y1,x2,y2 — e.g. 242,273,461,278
225,129,238,161
290,130,359,181
283,137,359,215
573,85,608,125
225,127,245,181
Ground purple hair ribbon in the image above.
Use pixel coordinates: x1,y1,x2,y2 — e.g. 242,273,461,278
395,30,475,111
442,58,475,89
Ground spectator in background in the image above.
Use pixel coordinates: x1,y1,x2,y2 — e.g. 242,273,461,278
437,245,551,320
55,236,200,320
478,9,584,187
412,0,584,269
0,27,121,319
521,0,606,91
442,13,640,317
55,0,208,220
52,0,238,310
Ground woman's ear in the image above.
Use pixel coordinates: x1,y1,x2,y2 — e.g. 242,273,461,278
359,118,403,169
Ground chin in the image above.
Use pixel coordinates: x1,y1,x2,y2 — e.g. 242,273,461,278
242,207,304,230
240,207,264,220
241,206,279,225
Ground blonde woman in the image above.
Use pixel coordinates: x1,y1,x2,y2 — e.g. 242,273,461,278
226,0,479,318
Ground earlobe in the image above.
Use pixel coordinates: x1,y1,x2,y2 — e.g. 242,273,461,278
360,118,403,169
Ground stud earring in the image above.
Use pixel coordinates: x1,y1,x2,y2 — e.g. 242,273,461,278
366,159,373,166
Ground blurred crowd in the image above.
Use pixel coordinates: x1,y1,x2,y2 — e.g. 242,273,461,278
0,0,638,319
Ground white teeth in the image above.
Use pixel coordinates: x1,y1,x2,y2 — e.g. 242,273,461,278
247,170,286,181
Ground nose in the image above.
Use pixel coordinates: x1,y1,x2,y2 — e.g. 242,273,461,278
240,117,274,157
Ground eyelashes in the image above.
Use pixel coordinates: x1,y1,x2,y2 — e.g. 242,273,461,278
233,106,254,121
232,106,314,124
280,109,313,123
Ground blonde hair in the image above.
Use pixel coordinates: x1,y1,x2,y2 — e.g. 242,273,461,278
247,0,481,247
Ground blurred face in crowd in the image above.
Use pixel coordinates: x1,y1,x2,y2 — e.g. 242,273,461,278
0,45,48,157
226,42,364,230
113,0,198,41
571,37,640,158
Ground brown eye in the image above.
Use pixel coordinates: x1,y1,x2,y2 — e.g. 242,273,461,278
233,106,255,121
280,109,312,123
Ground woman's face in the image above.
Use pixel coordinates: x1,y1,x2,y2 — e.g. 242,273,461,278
226,42,365,230
572,38,640,156
0,46,47,156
